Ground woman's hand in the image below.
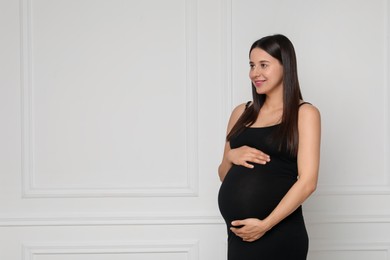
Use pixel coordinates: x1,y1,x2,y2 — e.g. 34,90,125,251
230,218,270,242
227,146,270,168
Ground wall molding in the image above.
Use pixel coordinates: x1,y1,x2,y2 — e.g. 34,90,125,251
384,0,390,193
2,212,390,227
304,212,390,224
221,0,233,121
0,213,224,227
314,184,390,196
314,0,390,196
20,0,199,198
309,241,390,257
23,241,199,260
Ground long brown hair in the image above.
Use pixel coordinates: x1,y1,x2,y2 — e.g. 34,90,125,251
226,34,303,156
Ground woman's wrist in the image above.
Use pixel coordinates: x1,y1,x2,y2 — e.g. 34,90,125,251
262,217,274,232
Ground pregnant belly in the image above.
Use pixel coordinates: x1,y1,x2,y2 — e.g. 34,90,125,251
218,165,296,226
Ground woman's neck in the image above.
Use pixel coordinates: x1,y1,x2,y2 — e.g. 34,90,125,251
263,94,283,111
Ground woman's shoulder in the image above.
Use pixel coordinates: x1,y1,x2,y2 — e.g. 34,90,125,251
299,101,320,112
232,101,251,115
298,101,321,125
228,101,251,125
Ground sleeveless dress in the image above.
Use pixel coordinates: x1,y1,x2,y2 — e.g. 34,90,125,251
218,105,309,259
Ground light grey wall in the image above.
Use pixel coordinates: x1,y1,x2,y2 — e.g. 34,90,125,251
0,0,389,259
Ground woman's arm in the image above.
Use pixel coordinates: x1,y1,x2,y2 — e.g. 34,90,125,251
218,104,244,181
231,104,321,241
264,104,320,225
218,103,271,181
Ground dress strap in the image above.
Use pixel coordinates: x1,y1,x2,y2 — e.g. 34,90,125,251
245,101,309,109
299,101,311,107
245,101,252,110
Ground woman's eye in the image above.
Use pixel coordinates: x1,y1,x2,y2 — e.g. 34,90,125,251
261,64,268,68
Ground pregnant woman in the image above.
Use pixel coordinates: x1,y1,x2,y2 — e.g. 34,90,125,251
218,34,321,259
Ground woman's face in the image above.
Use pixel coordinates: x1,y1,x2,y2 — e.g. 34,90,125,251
249,47,284,95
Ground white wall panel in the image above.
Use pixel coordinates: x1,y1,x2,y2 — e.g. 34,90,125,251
20,0,198,197
23,241,198,260
0,225,222,260
308,250,387,260
309,242,390,260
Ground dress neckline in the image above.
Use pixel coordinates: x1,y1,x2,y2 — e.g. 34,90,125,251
246,123,281,129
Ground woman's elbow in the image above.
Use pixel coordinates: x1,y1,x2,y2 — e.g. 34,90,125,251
298,177,317,195
303,180,317,195
307,182,317,194
218,166,225,182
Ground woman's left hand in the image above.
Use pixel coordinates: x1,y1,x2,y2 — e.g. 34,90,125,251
230,218,269,242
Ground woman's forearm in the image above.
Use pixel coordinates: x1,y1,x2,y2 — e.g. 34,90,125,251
263,178,316,230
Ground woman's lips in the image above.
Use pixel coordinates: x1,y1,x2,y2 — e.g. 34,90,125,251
254,80,265,87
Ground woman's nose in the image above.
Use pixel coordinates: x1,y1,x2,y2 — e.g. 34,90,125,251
253,67,261,77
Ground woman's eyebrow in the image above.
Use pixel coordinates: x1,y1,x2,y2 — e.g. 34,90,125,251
249,60,270,63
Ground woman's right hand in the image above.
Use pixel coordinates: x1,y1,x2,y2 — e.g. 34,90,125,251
227,146,270,168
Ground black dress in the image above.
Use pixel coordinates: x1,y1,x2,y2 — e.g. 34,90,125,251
218,123,308,259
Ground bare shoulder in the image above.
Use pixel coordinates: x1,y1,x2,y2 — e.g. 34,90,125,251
231,102,249,118
227,102,250,130
298,103,321,127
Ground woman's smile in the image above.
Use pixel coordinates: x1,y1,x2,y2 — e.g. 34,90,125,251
253,80,266,87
